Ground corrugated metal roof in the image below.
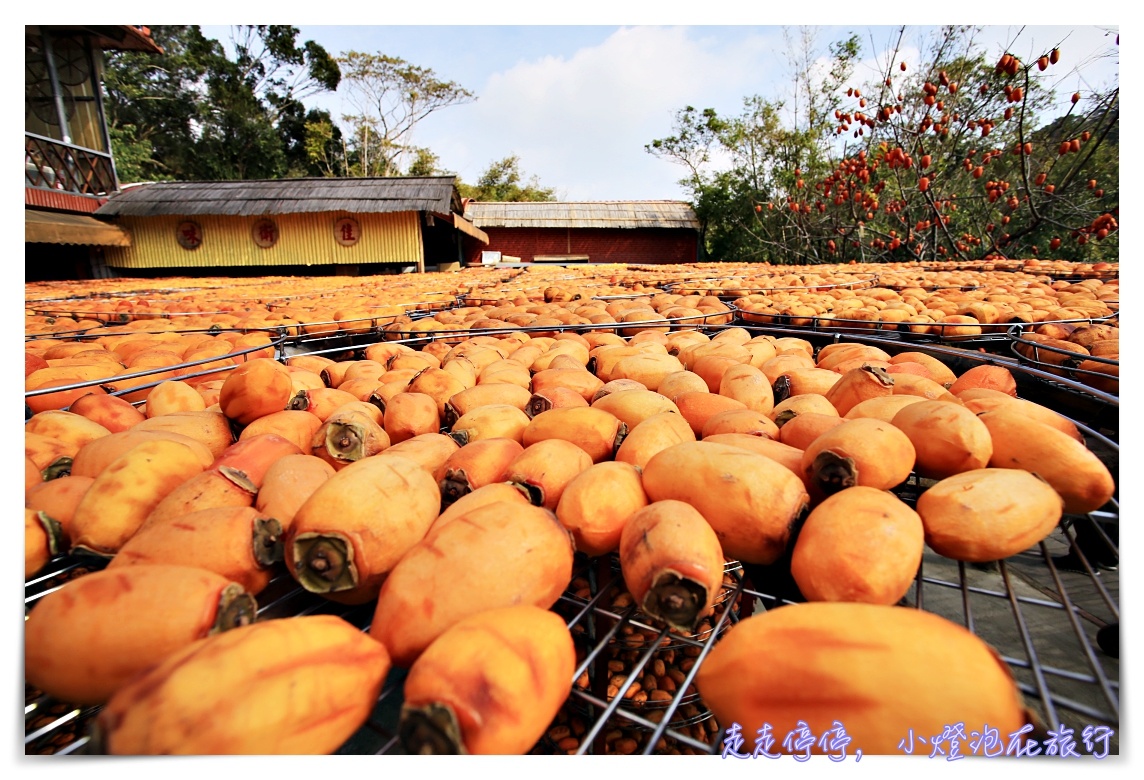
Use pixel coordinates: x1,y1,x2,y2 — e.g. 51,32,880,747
96,177,460,218
463,201,700,230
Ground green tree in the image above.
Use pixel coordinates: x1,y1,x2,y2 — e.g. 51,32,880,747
646,106,727,187
784,28,861,165
648,25,1119,263
296,113,346,177
457,155,556,201
798,25,1119,262
192,60,287,180
405,148,444,176
278,105,345,177
228,25,340,114
102,25,340,182
227,25,341,179
106,123,156,184
337,52,475,177
102,25,217,181
1020,99,1119,261
648,31,862,263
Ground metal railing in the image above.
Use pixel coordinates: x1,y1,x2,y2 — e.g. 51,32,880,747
25,132,116,197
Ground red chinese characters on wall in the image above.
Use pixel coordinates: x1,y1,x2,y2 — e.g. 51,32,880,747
176,221,203,250
334,217,361,247
252,218,279,249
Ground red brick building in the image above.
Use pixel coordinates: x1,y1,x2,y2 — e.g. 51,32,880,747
462,201,700,265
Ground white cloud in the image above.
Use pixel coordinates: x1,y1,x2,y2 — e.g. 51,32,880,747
972,26,1119,109
327,24,1116,202
872,26,1118,118
412,26,787,200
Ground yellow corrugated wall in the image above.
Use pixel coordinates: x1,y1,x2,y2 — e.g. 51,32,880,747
103,211,423,269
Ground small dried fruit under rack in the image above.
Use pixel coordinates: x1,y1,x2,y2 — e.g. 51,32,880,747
25,485,1118,756
24,267,1119,757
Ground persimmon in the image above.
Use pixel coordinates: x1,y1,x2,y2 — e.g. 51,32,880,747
696,603,1027,756
948,365,1017,397
399,606,573,755
25,565,256,706
791,487,923,605
919,469,1063,562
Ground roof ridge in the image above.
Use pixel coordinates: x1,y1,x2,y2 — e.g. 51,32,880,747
467,199,690,204
124,175,458,186
461,201,700,230
95,177,461,218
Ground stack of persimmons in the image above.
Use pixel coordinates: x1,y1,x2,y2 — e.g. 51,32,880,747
23,262,1117,756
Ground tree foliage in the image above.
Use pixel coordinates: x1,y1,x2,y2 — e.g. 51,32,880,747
405,148,444,177
102,26,216,182
649,25,1119,263
102,29,558,198
230,25,340,115
336,52,475,177
103,25,341,182
457,155,557,202
298,115,344,177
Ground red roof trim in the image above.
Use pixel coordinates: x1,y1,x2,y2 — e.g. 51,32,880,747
25,188,108,214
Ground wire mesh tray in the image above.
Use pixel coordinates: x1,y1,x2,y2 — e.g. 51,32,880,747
23,322,1120,757
369,310,736,342
24,333,293,414
665,272,880,299
917,261,1118,281
24,483,1119,757
1008,332,1119,395
731,306,1118,346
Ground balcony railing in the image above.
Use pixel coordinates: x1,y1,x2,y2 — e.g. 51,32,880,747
25,132,117,197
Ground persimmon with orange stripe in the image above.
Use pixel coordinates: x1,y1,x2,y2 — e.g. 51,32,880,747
25,565,256,705
399,606,575,755
370,500,574,668
95,614,390,754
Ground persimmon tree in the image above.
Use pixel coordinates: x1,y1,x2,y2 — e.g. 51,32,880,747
648,31,860,262
649,25,1118,264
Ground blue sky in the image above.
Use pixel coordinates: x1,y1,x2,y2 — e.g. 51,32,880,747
8,9,1134,780
196,22,1119,201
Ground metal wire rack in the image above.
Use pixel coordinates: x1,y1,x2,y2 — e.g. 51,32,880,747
24,332,294,416
369,314,734,343
23,321,1119,757
23,279,277,304
27,307,254,321
874,283,984,292
916,261,1118,279
1008,331,1119,396
263,298,458,315
23,477,1120,756
730,307,1119,347
665,272,880,299
722,323,1119,441
24,324,287,344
